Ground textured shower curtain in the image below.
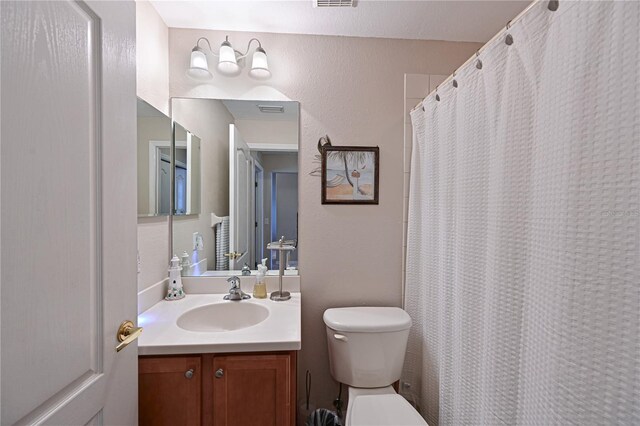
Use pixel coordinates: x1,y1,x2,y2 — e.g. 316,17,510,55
403,1,639,425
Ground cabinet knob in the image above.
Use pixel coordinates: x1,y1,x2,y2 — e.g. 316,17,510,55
185,368,194,379
215,368,224,378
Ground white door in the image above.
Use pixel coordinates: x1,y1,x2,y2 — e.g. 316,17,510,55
254,160,264,268
1,1,138,425
228,124,253,270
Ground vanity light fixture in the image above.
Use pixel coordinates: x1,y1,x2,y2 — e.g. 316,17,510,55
187,36,271,80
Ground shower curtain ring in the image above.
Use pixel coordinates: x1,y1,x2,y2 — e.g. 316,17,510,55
505,20,514,45
435,85,440,102
475,51,483,70
452,72,458,88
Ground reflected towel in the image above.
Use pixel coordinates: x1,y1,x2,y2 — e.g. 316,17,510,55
215,217,229,270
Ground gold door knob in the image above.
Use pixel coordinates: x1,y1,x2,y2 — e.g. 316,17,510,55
224,251,243,260
116,320,143,352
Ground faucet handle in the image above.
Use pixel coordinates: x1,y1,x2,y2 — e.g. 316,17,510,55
227,275,240,289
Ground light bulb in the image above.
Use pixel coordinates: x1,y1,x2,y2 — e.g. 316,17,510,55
186,47,212,80
249,47,271,79
217,41,240,76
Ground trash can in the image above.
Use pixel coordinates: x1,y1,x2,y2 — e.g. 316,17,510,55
305,408,343,426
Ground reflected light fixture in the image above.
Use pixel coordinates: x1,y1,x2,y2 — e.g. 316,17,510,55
187,36,271,80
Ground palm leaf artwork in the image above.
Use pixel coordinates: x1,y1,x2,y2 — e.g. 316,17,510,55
321,146,379,204
325,150,371,194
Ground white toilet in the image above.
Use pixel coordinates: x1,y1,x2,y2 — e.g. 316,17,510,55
323,307,428,426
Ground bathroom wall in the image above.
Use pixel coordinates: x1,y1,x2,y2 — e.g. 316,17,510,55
136,0,171,297
168,28,482,408
235,119,299,146
171,98,235,270
136,0,169,115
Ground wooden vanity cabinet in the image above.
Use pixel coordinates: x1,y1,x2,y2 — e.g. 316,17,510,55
139,355,202,426
139,351,296,426
211,353,296,426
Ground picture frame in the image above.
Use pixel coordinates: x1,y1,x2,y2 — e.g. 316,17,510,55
321,146,379,204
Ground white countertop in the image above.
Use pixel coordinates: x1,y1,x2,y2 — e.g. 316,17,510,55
138,293,301,356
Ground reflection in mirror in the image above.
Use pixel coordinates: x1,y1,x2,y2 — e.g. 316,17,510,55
171,98,299,276
172,123,201,215
137,98,172,217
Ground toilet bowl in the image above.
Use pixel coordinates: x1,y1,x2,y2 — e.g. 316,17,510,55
323,307,427,426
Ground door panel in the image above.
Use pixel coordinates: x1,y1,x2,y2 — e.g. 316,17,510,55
229,125,252,269
0,1,137,424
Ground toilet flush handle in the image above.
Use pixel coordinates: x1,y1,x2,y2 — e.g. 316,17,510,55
334,333,348,342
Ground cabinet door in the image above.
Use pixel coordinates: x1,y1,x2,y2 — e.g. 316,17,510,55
213,353,294,426
139,356,202,426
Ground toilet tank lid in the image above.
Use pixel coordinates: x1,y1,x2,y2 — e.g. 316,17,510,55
323,307,412,333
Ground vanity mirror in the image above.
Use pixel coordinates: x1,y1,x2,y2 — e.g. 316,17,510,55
137,98,172,217
170,98,299,276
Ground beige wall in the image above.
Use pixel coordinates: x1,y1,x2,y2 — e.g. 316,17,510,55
136,0,171,294
136,0,169,115
172,98,234,270
168,28,481,408
235,119,298,146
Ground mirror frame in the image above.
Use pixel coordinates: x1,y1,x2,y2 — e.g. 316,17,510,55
167,97,301,276
137,97,172,218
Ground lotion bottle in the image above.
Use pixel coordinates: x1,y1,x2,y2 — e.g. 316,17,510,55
253,258,268,299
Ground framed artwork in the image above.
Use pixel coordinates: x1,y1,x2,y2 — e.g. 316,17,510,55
321,146,379,204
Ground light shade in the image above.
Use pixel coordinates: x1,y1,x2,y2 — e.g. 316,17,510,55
249,47,271,80
187,47,212,80
217,41,240,75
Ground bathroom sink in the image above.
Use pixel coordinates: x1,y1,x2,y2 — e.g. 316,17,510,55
176,302,269,332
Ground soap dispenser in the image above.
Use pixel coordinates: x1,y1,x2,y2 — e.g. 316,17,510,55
180,251,191,276
253,258,268,299
241,263,251,276
165,255,185,300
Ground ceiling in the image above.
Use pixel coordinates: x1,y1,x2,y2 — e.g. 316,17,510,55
151,0,530,43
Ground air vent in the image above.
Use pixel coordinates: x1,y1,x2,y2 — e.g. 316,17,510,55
313,0,356,7
257,105,285,113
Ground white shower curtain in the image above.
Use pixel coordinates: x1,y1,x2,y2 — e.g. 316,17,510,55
403,1,639,425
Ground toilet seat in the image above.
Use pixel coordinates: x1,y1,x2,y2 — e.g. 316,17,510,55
347,393,428,426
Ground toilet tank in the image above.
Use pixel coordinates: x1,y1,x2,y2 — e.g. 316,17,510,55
323,307,412,388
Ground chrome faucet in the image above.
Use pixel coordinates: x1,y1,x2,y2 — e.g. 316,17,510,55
224,276,250,301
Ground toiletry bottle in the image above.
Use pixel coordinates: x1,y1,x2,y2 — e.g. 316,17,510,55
180,251,191,276
253,258,268,299
242,263,251,276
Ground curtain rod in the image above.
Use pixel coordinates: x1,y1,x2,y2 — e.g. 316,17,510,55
411,0,552,113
